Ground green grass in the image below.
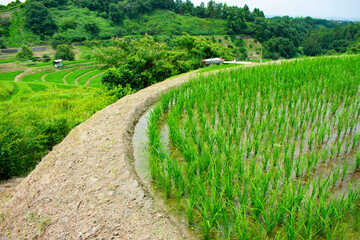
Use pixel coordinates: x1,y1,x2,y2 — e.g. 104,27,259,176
197,63,242,73
148,55,360,240
12,82,34,98
0,71,24,81
123,10,227,36
22,72,52,82
77,69,104,86
27,83,51,92
0,59,16,64
88,73,104,87
0,81,15,100
44,70,73,84
0,83,134,179
64,68,96,85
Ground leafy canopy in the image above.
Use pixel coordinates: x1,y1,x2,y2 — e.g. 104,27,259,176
24,2,57,36
16,44,33,60
54,44,75,61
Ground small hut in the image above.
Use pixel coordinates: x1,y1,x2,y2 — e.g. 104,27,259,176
53,59,63,68
201,58,224,66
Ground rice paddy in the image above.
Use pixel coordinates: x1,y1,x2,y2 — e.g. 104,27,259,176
147,55,360,239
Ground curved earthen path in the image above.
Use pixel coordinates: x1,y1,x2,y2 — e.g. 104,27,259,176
75,69,98,85
85,72,104,86
0,71,198,239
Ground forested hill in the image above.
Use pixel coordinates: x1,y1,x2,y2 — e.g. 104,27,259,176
0,0,360,58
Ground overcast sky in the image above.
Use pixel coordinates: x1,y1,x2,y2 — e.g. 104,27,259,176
1,0,359,21
192,0,360,21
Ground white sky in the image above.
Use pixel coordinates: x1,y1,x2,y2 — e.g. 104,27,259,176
0,0,23,6
1,0,359,21
191,0,360,20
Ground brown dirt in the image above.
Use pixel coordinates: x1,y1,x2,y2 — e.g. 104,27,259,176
0,71,198,239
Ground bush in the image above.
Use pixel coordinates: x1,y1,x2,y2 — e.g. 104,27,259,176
16,44,33,60
325,49,337,56
50,34,69,49
42,54,51,62
54,44,75,61
0,38,6,49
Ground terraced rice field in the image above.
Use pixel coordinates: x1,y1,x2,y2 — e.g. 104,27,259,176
0,65,105,100
147,56,360,240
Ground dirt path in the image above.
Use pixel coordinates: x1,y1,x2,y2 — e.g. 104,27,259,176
75,69,98,85
85,72,104,86
41,72,50,82
0,71,198,239
62,71,73,85
13,71,28,82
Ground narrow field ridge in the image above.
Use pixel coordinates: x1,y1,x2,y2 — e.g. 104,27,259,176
85,72,104,86
74,69,98,85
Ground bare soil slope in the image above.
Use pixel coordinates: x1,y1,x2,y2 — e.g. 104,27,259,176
0,72,197,239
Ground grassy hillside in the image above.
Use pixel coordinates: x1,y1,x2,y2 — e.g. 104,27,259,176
123,10,227,36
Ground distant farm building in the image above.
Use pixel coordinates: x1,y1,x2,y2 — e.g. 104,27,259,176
201,58,224,66
53,59,63,68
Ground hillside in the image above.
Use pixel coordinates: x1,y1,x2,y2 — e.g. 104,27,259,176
1,0,359,59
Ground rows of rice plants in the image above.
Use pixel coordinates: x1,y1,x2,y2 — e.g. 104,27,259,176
88,73,104,87
147,55,360,239
21,71,53,82
44,69,74,84
0,71,24,81
64,68,96,85
77,69,104,86
27,83,51,92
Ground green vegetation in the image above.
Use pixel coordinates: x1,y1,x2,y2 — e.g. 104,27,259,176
77,69,103,86
0,71,24,81
64,68,96,85
21,72,50,82
0,81,14,100
148,55,360,239
54,44,75,61
1,0,358,60
26,82,50,92
16,44,33,60
0,59,15,64
0,85,133,179
98,34,234,89
122,10,227,36
44,69,73,84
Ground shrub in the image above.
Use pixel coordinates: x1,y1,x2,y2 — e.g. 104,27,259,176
54,44,75,61
0,38,6,49
41,54,51,62
50,34,69,49
16,44,33,60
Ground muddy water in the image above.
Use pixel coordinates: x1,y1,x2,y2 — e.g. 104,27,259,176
133,109,153,184
133,109,199,239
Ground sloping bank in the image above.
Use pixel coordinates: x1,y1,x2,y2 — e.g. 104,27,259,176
0,71,198,239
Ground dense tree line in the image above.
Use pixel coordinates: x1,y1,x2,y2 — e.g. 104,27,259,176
1,0,359,59
97,34,234,90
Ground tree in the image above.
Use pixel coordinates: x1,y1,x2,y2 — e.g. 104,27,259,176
265,37,297,59
16,44,33,60
83,20,100,36
109,3,123,24
50,34,69,49
24,2,57,36
302,31,322,56
54,44,75,61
